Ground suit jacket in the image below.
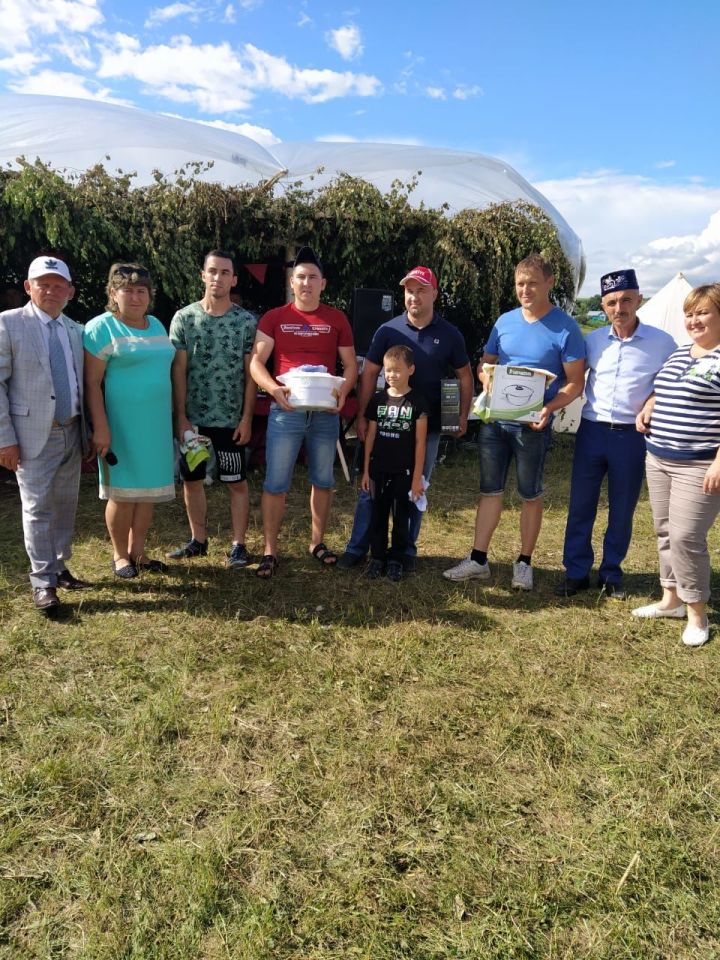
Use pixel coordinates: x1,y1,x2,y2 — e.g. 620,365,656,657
0,301,87,460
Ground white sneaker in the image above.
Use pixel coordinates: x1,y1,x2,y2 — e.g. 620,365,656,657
512,560,533,591
682,622,710,647
631,603,686,619
443,556,491,581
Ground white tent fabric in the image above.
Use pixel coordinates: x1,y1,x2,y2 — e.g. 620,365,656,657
637,272,692,345
0,94,585,289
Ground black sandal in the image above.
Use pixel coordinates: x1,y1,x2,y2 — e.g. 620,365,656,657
256,555,278,579
311,542,338,566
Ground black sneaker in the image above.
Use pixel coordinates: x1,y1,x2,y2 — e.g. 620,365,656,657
364,559,384,579
226,543,250,568
554,576,590,597
386,561,403,582
337,551,365,570
166,538,208,559
599,578,627,600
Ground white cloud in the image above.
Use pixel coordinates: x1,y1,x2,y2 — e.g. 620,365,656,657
223,3,235,22
0,0,103,53
326,24,363,61
52,36,95,70
453,84,483,100
655,159,676,169
193,117,280,147
633,209,720,286
537,171,720,295
97,34,381,111
7,69,127,105
425,86,446,100
0,51,48,74
297,12,311,26
144,3,201,28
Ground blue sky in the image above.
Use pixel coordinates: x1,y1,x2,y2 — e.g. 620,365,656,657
2,0,719,294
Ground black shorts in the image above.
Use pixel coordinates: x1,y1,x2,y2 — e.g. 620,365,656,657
179,426,247,483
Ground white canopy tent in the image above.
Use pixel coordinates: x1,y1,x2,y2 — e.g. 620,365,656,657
637,272,692,345
0,93,585,290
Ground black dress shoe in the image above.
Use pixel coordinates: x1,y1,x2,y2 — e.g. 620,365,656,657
600,580,627,600
554,575,590,597
33,587,61,614
57,569,93,590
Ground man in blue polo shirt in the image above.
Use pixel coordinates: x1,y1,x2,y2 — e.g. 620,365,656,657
444,254,586,590
555,269,676,600
338,266,473,570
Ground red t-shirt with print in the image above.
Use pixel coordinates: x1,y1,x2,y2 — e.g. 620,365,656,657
258,302,354,376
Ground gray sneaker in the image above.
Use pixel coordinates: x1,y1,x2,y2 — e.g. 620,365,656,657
511,560,533,591
443,556,491,581
226,543,250,568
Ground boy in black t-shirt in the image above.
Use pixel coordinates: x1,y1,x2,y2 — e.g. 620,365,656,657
361,345,428,581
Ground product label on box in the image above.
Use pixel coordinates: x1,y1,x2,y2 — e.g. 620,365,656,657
441,378,461,433
479,365,556,424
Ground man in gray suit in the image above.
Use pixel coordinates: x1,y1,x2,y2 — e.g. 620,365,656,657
0,255,91,614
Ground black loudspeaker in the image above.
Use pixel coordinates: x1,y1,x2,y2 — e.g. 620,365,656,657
351,288,395,355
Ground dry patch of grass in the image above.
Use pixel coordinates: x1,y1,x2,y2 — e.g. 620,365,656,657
1,436,719,958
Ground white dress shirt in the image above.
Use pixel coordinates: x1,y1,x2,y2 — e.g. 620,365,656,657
32,304,81,417
582,321,676,425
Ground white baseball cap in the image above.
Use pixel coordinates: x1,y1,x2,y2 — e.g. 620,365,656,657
27,256,72,282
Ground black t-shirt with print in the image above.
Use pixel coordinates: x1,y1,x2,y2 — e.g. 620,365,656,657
366,388,428,476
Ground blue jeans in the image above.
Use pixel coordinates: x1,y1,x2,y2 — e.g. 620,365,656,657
344,431,441,558
263,406,339,494
562,418,646,584
478,420,551,501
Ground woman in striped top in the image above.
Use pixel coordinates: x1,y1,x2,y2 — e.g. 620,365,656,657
633,283,720,647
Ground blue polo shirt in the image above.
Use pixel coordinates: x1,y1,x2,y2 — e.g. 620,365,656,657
366,312,470,430
486,306,585,402
582,321,676,424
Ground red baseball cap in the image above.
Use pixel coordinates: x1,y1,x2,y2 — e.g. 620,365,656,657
400,266,438,290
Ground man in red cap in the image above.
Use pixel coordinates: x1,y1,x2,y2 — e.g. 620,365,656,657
338,265,473,571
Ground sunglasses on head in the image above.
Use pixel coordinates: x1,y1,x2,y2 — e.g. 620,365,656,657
112,266,151,280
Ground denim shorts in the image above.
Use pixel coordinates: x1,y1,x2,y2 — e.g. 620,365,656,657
264,406,339,494
478,420,551,501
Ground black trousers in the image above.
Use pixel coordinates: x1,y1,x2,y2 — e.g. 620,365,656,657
369,471,412,561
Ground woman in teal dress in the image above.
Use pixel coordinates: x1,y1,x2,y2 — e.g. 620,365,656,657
84,263,175,578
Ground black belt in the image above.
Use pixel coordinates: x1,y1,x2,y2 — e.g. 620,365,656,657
592,420,635,432
51,415,80,428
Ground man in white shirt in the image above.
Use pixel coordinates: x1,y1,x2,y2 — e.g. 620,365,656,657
0,256,90,614
556,268,676,599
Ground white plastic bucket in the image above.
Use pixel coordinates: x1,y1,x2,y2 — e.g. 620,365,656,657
276,370,345,411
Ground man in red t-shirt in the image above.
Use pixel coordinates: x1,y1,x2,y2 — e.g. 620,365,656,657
249,247,358,578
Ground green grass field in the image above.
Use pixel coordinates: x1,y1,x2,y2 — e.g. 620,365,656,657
1,435,719,959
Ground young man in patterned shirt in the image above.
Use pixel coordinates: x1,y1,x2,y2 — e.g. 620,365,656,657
168,250,257,567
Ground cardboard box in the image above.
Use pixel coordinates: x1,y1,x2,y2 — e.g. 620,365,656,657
473,364,556,424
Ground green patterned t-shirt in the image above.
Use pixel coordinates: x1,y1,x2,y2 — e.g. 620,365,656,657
169,302,257,428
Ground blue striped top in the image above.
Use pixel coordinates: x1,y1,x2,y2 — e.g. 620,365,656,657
646,345,720,460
